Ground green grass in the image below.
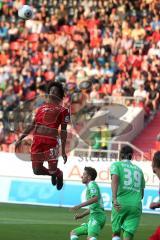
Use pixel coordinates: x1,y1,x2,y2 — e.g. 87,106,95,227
0,203,159,240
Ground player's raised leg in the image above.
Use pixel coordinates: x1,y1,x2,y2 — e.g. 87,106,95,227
47,148,63,190
31,154,50,175
70,223,88,240
48,159,63,189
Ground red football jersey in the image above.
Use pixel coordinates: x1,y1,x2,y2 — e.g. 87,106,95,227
32,102,70,144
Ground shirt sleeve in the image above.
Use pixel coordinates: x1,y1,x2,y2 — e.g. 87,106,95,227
110,162,119,176
88,182,98,198
34,106,42,123
61,108,70,124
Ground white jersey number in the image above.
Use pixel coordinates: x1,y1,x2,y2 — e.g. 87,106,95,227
124,168,141,188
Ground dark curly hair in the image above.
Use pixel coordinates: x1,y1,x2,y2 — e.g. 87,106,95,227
84,167,97,180
46,81,65,100
119,145,133,160
153,151,160,168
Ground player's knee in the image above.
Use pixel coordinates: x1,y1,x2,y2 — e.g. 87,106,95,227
112,232,121,240
112,236,121,240
33,167,42,175
87,237,97,240
70,231,78,240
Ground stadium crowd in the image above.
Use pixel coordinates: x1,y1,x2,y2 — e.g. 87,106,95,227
0,0,160,151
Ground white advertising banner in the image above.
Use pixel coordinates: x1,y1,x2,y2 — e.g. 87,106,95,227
60,156,158,187
0,152,158,187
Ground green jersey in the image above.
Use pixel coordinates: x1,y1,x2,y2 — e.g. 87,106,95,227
86,181,104,215
110,160,145,207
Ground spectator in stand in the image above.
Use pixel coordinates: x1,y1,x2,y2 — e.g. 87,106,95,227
146,81,160,113
152,26,160,43
112,81,124,97
133,83,148,106
90,82,100,102
120,34,133,51
122,79,135,97
8,21,19,42
151,15,160,31
148,43,160,58
0,121,5,144
0,21,8,39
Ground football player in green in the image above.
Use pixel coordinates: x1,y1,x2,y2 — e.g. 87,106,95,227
110,145,145,240
70,167,106,240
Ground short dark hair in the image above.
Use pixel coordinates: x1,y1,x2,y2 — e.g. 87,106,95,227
84,167,97,180
119,145,133,160
46,81,65,99
153,151,160,168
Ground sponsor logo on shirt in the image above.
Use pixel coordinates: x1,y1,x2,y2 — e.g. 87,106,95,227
90,188,97,194
64,115,70,123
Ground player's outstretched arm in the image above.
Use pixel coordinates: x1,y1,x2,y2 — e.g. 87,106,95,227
15,120,35,148
61,123,68,164
74,209,90,220
111,174,121,211
70,196,98,211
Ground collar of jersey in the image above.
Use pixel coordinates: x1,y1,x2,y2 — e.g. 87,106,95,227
88,181,95,186
121,159,131,163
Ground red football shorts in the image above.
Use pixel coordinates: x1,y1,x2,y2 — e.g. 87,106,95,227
31,138,59,173
149,227,160,240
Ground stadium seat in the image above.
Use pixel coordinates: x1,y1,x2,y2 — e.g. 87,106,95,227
27,34,39,42
155,141,160,150
1,144,9,152
100,83,113,95
5,133,16,144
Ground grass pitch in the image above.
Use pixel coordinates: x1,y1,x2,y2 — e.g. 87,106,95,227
0,203,159,240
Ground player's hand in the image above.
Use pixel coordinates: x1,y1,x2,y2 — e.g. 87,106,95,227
113,200,121,211
74,213,82,220
150,202,159,209
15,140,22,151
70,205,81,212
62,153,67,164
